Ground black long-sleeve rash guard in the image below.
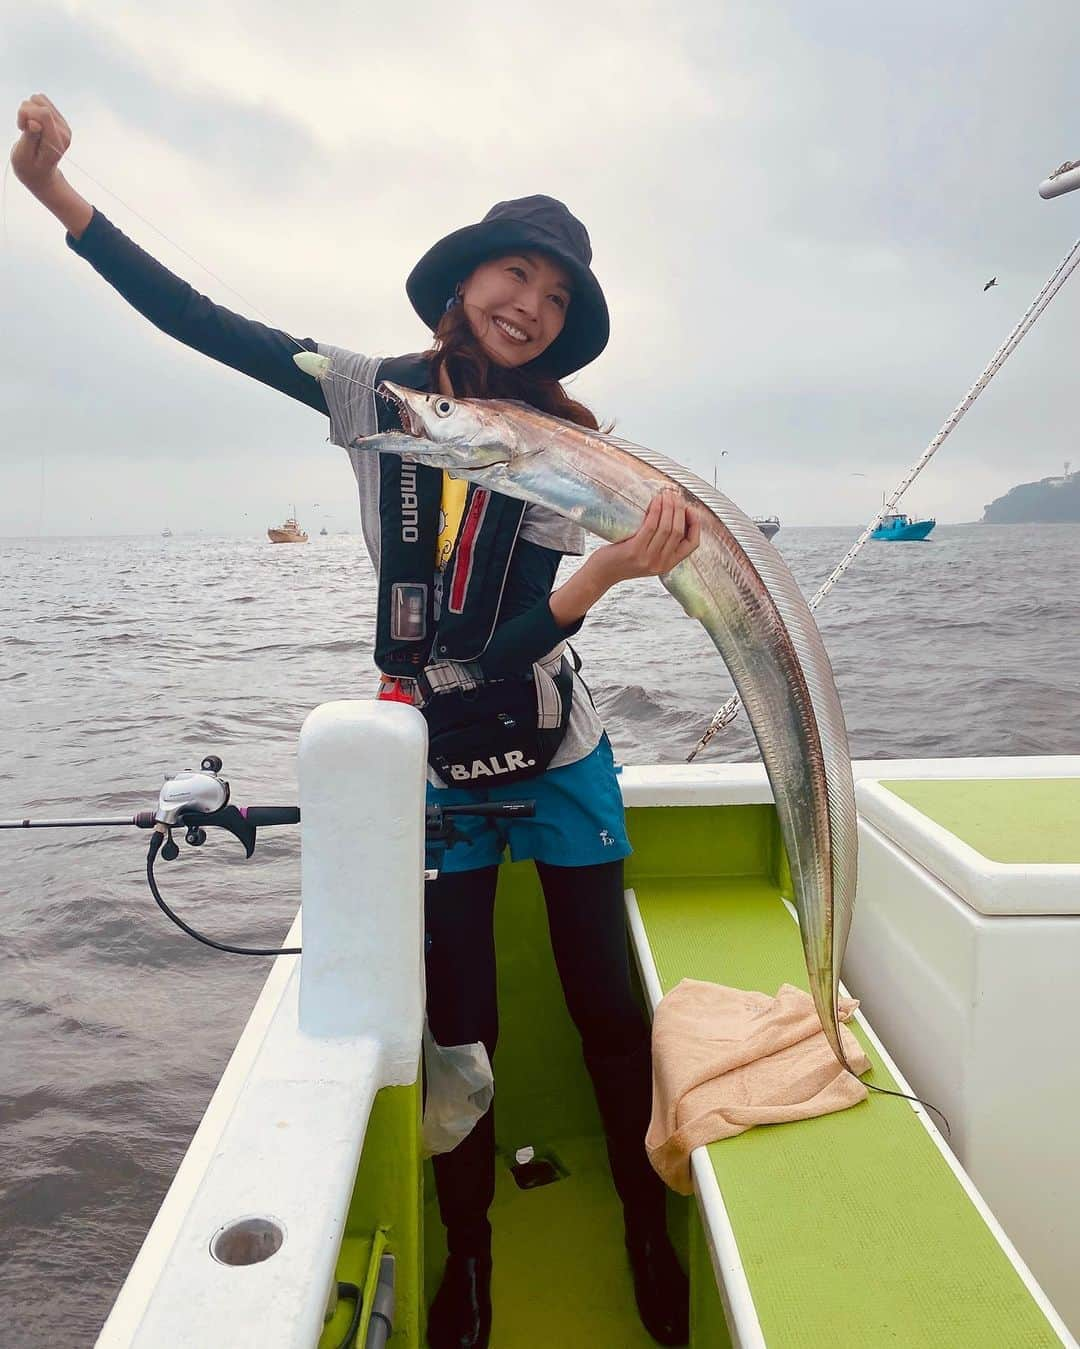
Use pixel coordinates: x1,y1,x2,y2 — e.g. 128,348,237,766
67,209,582,678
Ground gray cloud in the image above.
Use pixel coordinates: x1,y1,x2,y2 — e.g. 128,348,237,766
5,8,322,193
2,0,1078,535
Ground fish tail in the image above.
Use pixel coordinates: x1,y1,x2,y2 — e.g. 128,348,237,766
825,1009,860,1076
865,1082,953,1139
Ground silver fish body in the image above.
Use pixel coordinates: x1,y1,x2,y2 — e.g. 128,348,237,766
359,384,859,1072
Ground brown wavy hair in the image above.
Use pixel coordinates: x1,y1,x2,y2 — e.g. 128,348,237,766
425,301,601,431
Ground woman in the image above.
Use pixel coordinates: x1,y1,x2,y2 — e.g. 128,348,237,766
12,93,698,1348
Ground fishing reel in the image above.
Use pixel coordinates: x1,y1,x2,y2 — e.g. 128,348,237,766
2,754,302,956
3,756,536,958
156,756,230,857
143,755,301,955
152,756,298,862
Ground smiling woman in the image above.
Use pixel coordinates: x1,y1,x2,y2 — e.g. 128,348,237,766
9,93,698,1349
422,248,600,426
407,194,611,425
464,254,572,362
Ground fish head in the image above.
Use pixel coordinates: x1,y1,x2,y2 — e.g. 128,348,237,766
365,382,518,471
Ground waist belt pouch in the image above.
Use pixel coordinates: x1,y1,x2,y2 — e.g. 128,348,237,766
425,657,574,787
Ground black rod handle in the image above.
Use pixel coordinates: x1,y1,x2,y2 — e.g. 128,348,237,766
438,801,536,819
242,806,301,827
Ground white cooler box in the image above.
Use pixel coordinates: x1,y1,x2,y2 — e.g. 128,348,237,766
843,770,1080,1337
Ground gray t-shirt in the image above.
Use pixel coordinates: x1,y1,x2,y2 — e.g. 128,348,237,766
317,344,605,771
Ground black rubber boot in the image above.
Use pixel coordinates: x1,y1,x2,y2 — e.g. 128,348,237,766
585,1043,690,1346
426,1246,493,1349
428,1106,495,1349
625,1224,691,1346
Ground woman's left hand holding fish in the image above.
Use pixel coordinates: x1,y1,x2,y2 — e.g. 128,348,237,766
549,491,701,627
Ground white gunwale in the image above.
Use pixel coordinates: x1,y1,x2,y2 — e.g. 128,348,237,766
94,734,1080,1346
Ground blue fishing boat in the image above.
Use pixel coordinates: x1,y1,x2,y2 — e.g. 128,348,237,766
871,511,935,541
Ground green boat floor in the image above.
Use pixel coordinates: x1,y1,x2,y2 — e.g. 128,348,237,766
425,1134,656,1347
879,777,1080,863
632,873,1063,1347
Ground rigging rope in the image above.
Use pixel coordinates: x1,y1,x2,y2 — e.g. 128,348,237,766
687,233,1080,761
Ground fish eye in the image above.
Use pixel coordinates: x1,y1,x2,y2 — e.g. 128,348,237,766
434,398,454,417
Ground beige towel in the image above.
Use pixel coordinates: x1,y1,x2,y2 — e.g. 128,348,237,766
646,980,871,1195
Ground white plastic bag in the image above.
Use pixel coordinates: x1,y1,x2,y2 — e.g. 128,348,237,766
421,1023,495,1157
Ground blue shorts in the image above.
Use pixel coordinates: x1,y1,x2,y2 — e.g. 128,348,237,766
426,734,632,874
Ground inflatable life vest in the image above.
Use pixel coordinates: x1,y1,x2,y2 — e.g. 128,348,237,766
372,354,527,677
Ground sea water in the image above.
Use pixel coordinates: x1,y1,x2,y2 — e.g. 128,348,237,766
1,523,1077,1342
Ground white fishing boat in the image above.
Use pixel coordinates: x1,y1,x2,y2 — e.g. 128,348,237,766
268,508,309,544
91,701,1079,1348
70,154,1080,1349
711,465,779,540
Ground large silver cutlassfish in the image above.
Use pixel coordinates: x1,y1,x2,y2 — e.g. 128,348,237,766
305,362,860,1073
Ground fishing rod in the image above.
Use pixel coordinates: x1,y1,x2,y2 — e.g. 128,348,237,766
688,158,1080,760
3,756,534,957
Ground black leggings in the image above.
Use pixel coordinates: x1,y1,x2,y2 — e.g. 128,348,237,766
425,858,663,1251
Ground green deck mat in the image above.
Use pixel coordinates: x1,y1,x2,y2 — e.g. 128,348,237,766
423,1135,657,1347
879,778,1080,864
420,857,684,1346
632,873,1063,1347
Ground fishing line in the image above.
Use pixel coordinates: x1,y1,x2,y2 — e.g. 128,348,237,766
146,830,301,957
774,888,952,1132
8,129,390,411
57,144,393,406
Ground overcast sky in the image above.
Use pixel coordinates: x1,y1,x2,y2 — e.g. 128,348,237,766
2,0,1079,535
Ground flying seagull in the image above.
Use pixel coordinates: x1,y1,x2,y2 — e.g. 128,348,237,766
983,277,997,291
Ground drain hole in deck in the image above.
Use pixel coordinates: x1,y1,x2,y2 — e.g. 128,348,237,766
510,1146,566,1190
211,1216,285,1265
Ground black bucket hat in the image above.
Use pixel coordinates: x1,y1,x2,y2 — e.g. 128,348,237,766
406,195,610,378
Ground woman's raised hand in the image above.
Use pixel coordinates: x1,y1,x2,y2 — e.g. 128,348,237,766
12,94,71,193
10,95,92,237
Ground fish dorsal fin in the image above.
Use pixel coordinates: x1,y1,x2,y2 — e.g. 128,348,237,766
589,442,860,981
593,434,722,503
483,397,751,525
587,430,769,535
590,428,858,936
483,395,856,978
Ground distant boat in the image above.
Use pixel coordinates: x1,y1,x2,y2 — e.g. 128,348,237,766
319,526,328,536
161,526,172,538
712,470,779,540
268,509,308,544
871,512,935,541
